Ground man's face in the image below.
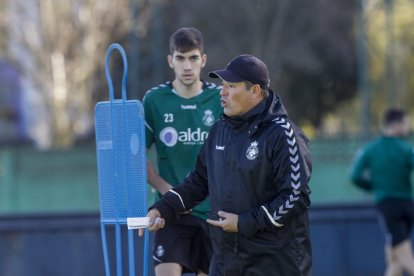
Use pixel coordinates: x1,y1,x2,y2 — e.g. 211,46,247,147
168,49,206,87
220,81,253,117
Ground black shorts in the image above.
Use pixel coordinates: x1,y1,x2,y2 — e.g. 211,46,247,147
377,198,414,247
152,214,212,274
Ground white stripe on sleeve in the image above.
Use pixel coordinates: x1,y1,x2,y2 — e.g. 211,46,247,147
261,206,283,228
169,190,186,210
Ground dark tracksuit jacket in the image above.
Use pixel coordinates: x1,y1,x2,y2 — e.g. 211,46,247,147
152,90,312,275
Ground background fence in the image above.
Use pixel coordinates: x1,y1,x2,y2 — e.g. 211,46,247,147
0,138,380,214
1,139,413,275
2,206,414,276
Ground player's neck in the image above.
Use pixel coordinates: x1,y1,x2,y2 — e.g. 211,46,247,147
172,79,203,99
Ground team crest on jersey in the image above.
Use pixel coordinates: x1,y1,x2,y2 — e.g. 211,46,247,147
156,245,165,257
202,109,215,126
246,141,259,160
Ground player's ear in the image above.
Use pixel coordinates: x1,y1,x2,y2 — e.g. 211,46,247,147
167,55,174,69
201,54,207,68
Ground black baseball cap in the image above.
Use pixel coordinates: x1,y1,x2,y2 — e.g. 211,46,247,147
209,54,270,89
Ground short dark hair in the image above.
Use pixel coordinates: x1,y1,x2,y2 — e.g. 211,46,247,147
169,27,204,54
383,108,406,126
244,80,269,98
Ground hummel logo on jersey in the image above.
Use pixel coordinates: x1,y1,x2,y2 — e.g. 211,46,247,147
181,104,197,110
215,145,225,150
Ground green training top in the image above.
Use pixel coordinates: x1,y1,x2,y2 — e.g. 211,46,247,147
350,136,414,203
143,81,222,219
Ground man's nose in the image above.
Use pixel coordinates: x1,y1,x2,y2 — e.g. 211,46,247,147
183,60,192,70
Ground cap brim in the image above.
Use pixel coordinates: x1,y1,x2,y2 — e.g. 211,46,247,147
208,69,245,83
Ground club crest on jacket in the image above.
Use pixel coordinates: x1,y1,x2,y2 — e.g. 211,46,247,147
246,141,259,160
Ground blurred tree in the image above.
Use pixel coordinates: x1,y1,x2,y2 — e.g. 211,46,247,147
162,0,358,130
0,1,8,54
5,0,135,148
4,0,411,144
312,0,414,137
365,0,414,122
0,61,24,143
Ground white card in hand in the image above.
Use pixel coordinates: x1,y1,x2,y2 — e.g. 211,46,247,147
127,217,150,230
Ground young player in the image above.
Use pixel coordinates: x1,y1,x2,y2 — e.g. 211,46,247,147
351,109,414,276
143,27,222,276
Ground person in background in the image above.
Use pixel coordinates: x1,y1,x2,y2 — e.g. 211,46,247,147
351,108,414,276
141,54,312,276
143,27,222,276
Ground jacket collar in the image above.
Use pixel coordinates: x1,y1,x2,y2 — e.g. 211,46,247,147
224,89,288,136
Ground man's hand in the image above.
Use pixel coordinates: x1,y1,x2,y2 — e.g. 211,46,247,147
138,208,165,237
206,211,238,232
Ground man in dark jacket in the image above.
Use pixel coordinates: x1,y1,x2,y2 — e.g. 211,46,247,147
140,54,312,276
